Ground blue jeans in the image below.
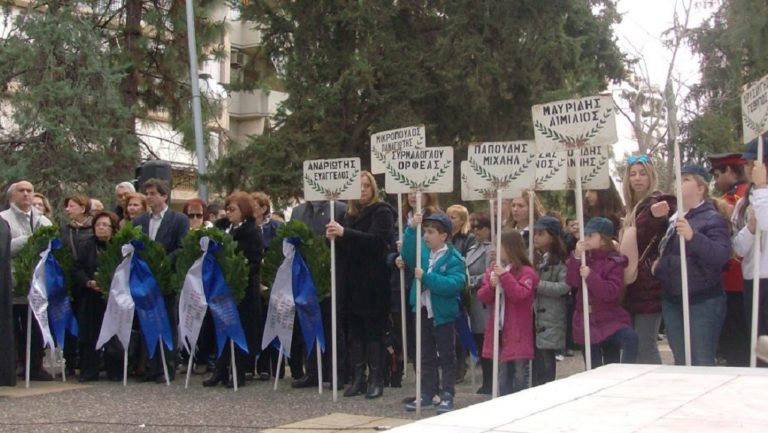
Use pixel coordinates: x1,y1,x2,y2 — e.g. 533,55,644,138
662,293,726,366
589,327,638,368
499,359,529,395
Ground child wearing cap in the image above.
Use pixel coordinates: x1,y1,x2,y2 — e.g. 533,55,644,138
401,211,466,413
566,217,638,367
653,165,731,366
531,216,570,385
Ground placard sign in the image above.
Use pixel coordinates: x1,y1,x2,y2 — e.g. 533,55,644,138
302,158,362,201
461,161,521,201
742,75,768,143
532,95,617,152
535,146,610,190
370,125,426,174
384,146,453,193
467,141,536,190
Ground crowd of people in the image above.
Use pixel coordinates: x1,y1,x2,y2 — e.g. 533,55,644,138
0,140,766,415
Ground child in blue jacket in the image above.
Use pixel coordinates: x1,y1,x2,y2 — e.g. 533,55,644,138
401,211,466,414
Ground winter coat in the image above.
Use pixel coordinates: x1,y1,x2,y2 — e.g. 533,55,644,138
402,226,466,326
336,201,396,318
0,219,15,386
655,201,731,304
732,188,768,280
0,203,52,258
451,231,475,258
477,264,538,361
566,250,631,345
73,237,108,348
623,193,676,315
534,257,570,350
60,218,94,261
466,240,491,333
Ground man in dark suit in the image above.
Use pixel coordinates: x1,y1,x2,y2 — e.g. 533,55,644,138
0,218,15,386
132,178,189,383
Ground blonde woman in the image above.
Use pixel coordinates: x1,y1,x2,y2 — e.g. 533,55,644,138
446,204,474,257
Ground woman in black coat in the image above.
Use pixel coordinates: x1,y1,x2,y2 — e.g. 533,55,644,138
73,211,121,382
205,192,263,387
326,171,396,399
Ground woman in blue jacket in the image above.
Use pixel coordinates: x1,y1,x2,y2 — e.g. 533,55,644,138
653,166,731,366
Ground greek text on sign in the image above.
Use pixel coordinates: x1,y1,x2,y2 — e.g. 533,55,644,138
461,161,521,201
532,95,617,152
384,146,453,193
370,125,426,174
303,158,362,201
535,146,610,190
467,141,536,191
742,75,768,143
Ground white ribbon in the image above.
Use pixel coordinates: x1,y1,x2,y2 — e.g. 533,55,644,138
96,243,136,351
28,242,55,350
178,237,210,354
261,239,296,355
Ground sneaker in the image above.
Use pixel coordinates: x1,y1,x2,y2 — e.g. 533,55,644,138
555,354,565,362
404,396,435,412
437,396,454,414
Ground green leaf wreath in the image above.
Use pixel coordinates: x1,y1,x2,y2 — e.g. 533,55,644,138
261,220,331,300
171,228,249,303
12,225,75,297
95,224,173,298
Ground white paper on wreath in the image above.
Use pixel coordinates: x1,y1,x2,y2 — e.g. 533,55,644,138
461,161,521,201
534,145,610,190
467,141,536,191
370,125,426,174
178,237,210,354
383,146,454,193
302,158,362,201
96,244,136,351
742,74,768,143
532,95,617,152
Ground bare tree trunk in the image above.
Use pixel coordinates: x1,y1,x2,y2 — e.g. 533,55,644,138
114,0,143,177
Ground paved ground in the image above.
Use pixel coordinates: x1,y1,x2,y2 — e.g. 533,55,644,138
0,343,674,433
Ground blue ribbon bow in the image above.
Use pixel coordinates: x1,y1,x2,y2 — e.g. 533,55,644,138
46,238,78,348
128,240,173,359
203,240,248,357
288,237,325,357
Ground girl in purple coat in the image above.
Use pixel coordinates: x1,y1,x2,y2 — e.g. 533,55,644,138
478,230,539,395
567,217,638,368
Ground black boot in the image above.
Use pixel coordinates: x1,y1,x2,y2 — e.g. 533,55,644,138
344,363,367,397
477,358,492,394
365,339,384,399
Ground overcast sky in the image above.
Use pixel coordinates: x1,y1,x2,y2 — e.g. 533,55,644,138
610,0,715,159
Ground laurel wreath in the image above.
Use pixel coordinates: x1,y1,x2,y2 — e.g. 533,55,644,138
12,225,75,297
95,224,173,298
564,154,609,189
171,228,249,303
261,219,331,300
461,172,496,199
742,112,767,135
303,169,359,200
535,157,565,189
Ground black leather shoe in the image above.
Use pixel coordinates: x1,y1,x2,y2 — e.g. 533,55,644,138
365,383,383,399
156,373,175,383
29,369,54,381
203,370,227,387
290,375,318,388
226,375,246,388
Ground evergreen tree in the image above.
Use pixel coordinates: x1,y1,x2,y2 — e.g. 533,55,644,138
210,0,626,204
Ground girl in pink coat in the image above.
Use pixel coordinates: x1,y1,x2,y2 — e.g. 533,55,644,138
478,230,539,395
566,217,638,368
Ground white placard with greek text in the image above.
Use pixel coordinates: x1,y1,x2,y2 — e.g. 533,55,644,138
467,141,536,192
742,75,768,143
303,158,362,201
383,146,453,194
532,95,617,152
461,161,521,201
534,145,610,190
370,125,426,174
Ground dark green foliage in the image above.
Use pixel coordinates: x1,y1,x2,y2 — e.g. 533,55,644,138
261,220,330,300
12,225,74,297
95,224,173,297
171,228,249,303
685,0,768,153
210,0,626,203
